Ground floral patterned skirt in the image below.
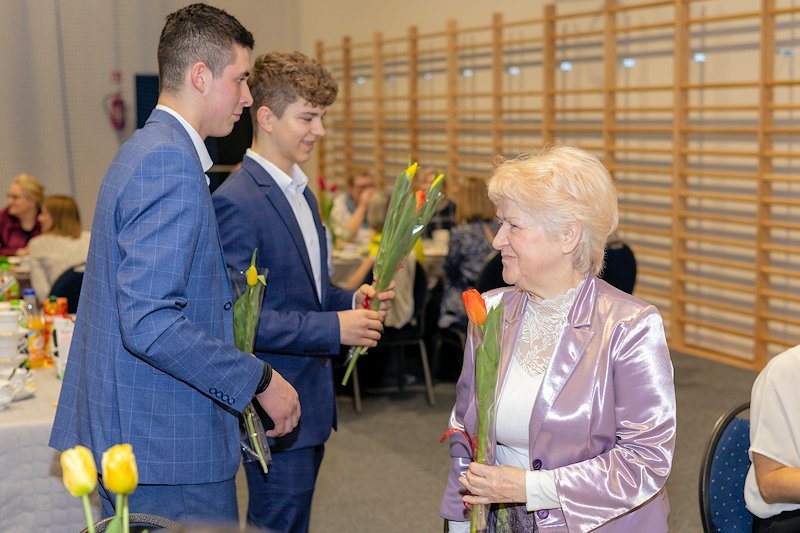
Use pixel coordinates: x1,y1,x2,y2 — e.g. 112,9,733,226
487,503,538,532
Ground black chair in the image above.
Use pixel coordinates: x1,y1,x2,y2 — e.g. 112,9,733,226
599,243,637,294
475,251,505,293
351,262,436,412
49,264,85,313
699,401,754,533
83,513,177,533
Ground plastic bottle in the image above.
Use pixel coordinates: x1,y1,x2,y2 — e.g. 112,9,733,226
23,289,50,368
0,263,19,301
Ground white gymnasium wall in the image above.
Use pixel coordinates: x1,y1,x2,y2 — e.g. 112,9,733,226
0,0,300,227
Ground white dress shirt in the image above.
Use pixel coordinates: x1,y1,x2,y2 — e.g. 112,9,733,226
245,149,322,301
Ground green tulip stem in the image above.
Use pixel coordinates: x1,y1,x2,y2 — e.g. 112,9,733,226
122,494,129,533
82,494,96,533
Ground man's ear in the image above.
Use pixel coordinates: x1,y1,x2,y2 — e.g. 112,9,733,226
256,106,274,134
561,220,582,254
189,62,208,93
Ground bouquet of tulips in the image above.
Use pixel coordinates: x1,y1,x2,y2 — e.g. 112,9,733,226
61,443,138,533
232,250,271,474
341,162,444,385
441,289,504,533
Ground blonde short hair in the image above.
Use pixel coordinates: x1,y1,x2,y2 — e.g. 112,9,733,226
12,173,44,207
487,146,618,275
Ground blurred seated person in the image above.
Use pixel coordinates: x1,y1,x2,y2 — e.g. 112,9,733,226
343,192,414,329
598,230,637,294
745,344,800,532
415,167,456,239
0,173,44,256
28,195,91,302
438,176,497,330
330,169,375,244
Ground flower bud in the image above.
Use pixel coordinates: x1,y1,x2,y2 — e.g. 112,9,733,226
101,444,138,495
246,264,258,287
462,289,487,326
415,190,426,212
61,445,97,497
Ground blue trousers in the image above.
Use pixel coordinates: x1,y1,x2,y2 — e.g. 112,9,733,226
98,475,238,525
244,445,325,533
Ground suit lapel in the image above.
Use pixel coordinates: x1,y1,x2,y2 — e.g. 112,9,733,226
243,158,319,304
303,187,329,307
528,274,596,449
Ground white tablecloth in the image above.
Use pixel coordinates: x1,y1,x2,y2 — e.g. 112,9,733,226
0,368,100,533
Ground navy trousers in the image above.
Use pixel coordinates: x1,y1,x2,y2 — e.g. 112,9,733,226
244,444,325,533
98,476,239,525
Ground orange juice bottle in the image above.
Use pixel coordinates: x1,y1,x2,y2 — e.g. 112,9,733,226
27,315,50,368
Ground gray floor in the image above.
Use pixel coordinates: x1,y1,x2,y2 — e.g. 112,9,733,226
237,350,758,532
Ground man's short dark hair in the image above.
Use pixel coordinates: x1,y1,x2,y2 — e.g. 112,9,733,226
249,51,338,129
158,3,254,94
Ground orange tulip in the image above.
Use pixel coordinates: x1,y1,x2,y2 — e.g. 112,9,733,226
462,289,487,326
415,190,426,211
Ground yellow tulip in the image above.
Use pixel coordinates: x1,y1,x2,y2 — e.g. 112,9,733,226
246,264,258,287
430,172,445,190
61,445,97,497
405,161,419,179
101,444,138,495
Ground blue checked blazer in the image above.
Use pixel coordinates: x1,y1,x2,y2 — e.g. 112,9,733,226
213,156,354,451
49,109,264,485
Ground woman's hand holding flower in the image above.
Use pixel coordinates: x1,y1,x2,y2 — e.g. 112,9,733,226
458,462,527,505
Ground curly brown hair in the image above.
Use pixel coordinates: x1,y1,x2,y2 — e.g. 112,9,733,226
248,51,338,131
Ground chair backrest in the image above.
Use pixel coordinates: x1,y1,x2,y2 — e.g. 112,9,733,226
476,251,505,293
699,401,753,533
49,264,84,313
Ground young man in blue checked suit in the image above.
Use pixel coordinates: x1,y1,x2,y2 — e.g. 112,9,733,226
213,51,395,533
49,4,300,524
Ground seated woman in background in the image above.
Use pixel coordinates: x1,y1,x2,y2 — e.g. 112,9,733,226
745,344,800,532
438,175,497,330
441,146,676,532
28,195,90,301
0,173,44,256
599,229,637,294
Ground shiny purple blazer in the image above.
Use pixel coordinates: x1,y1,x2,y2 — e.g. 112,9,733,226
441,275,676,532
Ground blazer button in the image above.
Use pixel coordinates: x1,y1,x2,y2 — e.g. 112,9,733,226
536,510,549,519
223,301,232,310
532,459,542,470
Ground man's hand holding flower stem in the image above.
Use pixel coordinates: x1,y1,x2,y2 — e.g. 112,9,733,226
338,281,396,347
256,370,301,438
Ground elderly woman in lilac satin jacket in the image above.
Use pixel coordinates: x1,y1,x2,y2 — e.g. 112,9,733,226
441,146,676,533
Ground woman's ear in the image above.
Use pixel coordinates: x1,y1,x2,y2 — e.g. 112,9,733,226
561,220,582,254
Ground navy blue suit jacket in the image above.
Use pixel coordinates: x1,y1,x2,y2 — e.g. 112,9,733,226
49,109,264,484
213,156,354,451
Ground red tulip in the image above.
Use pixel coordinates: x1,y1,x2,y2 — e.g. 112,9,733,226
415,190,426,211
462,289,487,326
317,175,326,190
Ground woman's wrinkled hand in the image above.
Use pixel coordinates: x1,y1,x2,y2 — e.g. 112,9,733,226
458,462,527,505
